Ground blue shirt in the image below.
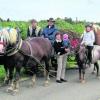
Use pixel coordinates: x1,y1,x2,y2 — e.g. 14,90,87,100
63,40,70,48
42,25,58,45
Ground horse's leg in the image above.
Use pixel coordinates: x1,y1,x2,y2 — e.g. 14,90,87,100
31,66,37,86
4,65,9,85
44,58,50,86
8,66,14,84
11,66,21,93
79,67,82,81
4,64,14,85
7,66,15,92
79,63,85,83
92,64,96,74
78,62,82,82
94,62,99,77
82,65,85,83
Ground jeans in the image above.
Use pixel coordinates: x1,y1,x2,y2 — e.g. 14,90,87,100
86,46,93,63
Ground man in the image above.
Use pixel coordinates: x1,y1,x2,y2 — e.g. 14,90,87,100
27,19,41,37
81,24,95,64
42,18,58,45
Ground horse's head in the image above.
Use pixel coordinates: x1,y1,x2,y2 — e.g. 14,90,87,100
0,28,18,55
75,43,87,63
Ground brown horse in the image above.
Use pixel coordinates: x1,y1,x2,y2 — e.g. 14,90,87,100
0,28,52,92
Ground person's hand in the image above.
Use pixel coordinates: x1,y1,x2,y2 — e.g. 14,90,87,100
65,48,70,52
81,42,86,46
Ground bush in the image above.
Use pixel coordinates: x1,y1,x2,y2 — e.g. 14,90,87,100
0,19,85,39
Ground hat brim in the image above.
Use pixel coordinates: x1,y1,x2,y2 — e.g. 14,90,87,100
47,20,55,22
85,25,92,28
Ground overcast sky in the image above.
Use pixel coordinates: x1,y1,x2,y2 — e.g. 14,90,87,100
0,0,100,22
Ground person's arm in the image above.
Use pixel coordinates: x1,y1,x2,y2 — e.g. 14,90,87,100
91,31,95,43
38,29,42,37
81,32,86,45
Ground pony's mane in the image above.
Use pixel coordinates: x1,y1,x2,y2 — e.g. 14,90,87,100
93,24,100,33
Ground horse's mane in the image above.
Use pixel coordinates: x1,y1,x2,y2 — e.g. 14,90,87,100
93,24,100,33
0,28,18,44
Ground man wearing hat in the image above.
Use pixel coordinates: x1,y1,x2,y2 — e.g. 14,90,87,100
81,24,95,64
42,18,58,45
27,19,41,37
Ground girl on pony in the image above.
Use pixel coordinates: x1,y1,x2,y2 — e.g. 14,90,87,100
81,24,95,64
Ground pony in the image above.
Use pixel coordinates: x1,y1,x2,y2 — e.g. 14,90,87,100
0,28,52,93
75,24,100,83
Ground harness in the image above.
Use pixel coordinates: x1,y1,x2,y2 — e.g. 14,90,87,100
6,39,22,56
25,40,33,56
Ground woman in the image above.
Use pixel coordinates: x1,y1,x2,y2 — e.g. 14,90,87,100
54,32,68,83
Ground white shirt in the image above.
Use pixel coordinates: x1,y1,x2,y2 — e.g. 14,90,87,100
81,30,95,46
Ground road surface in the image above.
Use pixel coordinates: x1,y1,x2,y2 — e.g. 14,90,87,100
0,66,100,100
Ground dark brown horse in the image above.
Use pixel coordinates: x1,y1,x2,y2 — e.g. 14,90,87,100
0,29,52,92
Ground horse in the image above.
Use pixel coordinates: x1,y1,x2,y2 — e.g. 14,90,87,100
75,44,100,83
0,28,52,93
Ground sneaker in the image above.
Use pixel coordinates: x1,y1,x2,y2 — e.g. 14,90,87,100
60,79,67,82
56,80,62,83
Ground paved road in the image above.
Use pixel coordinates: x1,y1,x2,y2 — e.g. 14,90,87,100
0,66,100,100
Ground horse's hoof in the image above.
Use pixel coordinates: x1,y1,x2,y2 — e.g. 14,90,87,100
81,80,86,84
6,87,14,93
29,82,36,87
97,76,100,79
44,81,50,87
79,79,86,84
91,71,96,74
13,89,19,93
4,80,9,85
11,89,19,95
79,79,82,82
7,87,19,95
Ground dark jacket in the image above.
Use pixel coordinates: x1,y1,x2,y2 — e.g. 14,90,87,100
27,26,41,37
53,40,66,55
42,25,58,45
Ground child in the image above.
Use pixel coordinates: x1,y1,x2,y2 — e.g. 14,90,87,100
63,34,70,48
54,32,68,83
81,24,95,63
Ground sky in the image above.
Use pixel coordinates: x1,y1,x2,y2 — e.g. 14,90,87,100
0,0,100,22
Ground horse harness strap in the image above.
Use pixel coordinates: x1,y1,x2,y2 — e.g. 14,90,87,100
25,40,33,56
6,39,23,56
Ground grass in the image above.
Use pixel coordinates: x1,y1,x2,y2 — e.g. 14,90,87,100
67,56,77,69
0,66,5,82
